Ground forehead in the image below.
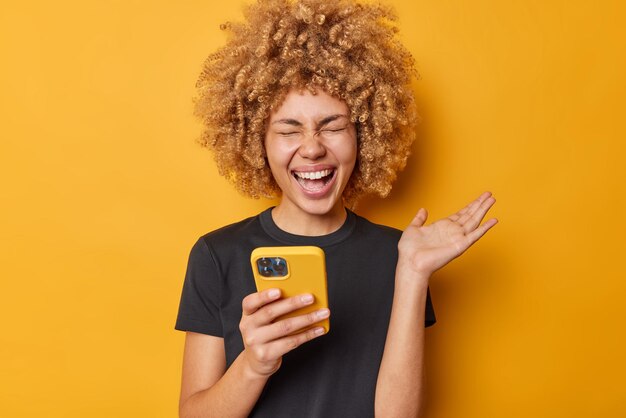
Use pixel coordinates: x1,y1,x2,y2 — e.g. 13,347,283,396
269,88,350,121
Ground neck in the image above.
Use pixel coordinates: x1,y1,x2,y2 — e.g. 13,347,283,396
271,201,347,236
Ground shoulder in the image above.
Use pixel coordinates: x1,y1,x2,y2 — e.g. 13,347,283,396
340,211,403,258
352,212,403,243
188,211,265,261
199,213,261,244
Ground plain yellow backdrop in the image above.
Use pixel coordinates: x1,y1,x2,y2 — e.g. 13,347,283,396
1,0,624,417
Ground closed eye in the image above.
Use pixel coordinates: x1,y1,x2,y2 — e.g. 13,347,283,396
322,128,346,133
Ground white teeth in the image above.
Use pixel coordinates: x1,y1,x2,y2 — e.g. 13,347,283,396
294,169,332,180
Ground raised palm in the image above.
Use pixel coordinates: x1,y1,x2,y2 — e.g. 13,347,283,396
398,191,498,276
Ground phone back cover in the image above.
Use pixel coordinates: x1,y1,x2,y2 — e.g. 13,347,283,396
250,246,329,333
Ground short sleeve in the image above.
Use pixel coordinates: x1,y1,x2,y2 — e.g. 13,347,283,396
425,286,436,328
174,237,224,337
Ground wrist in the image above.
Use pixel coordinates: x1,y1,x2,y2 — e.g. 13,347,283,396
395,275,430,293
239,351,274,383
396,258,432,284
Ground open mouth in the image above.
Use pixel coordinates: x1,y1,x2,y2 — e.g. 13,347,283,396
292,169,336,192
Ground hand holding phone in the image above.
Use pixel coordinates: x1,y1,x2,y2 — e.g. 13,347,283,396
238,288,328,377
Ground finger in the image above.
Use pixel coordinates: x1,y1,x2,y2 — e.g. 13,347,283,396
409,208,428,228
448,193,485,221
242,288,282,316
260,308,330,342
449,191,492,222
460,196,496,232
252,293,316,326
457,193,494,226
465,217,498,246
242,306,327,348
261,326,327,360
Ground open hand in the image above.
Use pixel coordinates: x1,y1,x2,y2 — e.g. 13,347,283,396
398,191,498,277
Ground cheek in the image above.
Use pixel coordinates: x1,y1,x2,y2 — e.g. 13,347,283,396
264,140,296,173
341,138,358,167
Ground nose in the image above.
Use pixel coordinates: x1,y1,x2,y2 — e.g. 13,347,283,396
298,133,326,160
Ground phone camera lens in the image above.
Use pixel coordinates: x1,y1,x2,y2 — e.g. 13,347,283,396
259,258,272,268
273,259,286,273
260,266,273,277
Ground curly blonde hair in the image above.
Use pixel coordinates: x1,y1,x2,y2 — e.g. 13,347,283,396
194,0,419,205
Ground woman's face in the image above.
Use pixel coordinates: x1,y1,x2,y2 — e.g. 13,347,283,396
264,88,357,218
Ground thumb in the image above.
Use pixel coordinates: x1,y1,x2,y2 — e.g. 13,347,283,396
410,208,428,227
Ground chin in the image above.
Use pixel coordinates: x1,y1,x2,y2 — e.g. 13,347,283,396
287,194,340,216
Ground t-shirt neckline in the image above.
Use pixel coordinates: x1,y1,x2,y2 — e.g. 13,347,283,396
259,207,356,247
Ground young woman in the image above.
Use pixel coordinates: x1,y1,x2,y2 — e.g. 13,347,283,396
175,1,498,416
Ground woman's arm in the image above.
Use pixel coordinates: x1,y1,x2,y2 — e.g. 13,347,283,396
180,332,279,418
179,333,267,418
375,268,430,418
179,289,329,418
375,192,498,417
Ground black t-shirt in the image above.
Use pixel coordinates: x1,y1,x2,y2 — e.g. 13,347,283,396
175,208,436,417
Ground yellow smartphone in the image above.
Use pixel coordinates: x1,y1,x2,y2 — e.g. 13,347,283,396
250,246,329,333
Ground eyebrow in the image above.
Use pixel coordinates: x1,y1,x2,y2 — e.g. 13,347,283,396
271,114,348,129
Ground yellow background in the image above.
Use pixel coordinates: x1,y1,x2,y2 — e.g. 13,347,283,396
1,0,624,416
